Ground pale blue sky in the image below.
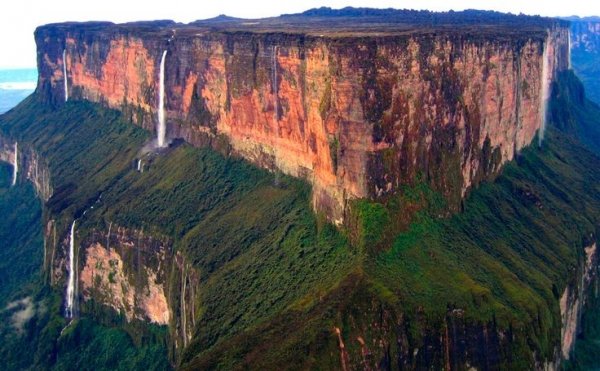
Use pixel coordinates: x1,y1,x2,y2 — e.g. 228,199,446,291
1,0,599,68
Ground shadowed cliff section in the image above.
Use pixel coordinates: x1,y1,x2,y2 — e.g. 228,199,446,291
33,8,570,223
548,70,600,155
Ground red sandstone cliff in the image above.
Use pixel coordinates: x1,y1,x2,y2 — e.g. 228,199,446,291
34,15,570,222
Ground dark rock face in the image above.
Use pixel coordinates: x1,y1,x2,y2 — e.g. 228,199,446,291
34,13,569,223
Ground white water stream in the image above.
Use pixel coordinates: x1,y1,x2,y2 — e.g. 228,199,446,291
65,220,76,318
63,49,69,102
157,50,168,147
11,142,17,186
539,37,550,146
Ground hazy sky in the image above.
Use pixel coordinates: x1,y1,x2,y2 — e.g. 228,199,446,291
1,0,599,68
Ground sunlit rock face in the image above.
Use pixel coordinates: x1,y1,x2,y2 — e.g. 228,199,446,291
34,16,569,222
79,226,171,324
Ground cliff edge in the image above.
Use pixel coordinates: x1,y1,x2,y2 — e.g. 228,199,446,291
34,9,570,223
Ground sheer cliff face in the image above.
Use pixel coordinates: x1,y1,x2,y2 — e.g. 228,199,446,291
79,226,171,324
43,219,199,346
0,136,52,201
35,24,570,222
560,242,598,360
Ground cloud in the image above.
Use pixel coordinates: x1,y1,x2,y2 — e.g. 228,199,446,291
0,82,36,90
5,296,36,334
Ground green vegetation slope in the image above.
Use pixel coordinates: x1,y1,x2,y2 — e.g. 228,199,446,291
0,69,599,369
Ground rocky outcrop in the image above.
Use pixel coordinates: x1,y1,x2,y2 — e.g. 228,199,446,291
45,219,199,356
172,251,201,351
559,241,598,360
34,13,570,222
0,135,52,201
78,225,171,324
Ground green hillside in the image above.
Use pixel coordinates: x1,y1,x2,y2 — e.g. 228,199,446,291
0,69,598,369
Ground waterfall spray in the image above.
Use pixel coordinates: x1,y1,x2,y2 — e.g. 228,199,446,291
157,50,168,148
63,50,69,102
272,46,278,122
539,37,550,147
11,142,17,186
65,220,76,318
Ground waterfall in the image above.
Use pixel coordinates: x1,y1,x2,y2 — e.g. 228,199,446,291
11,142,17,186
539,37,550,147
63,49,69,102
181,264,188,347
65,220,76,318
137,159,142,172
157,50,168,148
272,46,278,122
568,30,572,69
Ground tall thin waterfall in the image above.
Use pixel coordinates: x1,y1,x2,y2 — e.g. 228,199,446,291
157,50,168,148
539,38,550,147
63,49,69,102
11,142,17,186
272,46,278,122
568,30,572,69
65,220,76,318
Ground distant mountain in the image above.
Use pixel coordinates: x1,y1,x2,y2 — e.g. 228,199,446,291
564,16,600,22
568,17,600,105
